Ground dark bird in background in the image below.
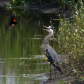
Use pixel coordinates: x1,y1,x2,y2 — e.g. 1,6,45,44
8,13,17,29
41,26,62,79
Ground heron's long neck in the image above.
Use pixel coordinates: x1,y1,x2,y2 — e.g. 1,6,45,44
43,32,53,44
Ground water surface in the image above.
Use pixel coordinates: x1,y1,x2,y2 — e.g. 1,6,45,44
0,7,60,84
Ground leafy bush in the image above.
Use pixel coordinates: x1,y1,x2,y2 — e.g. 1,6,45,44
9,0,33,6
58,0,84,78
11,0,21,6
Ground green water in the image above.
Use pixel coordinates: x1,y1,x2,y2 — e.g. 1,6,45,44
0,7,60,84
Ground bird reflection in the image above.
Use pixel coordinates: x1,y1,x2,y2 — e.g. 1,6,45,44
8,13,17,29
41,25,62,79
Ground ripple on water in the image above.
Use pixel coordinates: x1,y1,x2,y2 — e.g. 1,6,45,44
22,73,48,80
11,55,46,60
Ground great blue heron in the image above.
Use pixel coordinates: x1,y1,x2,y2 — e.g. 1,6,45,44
41,26,62,78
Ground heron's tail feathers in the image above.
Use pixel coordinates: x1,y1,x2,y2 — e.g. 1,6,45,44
51,63,62,72
55,65,62,72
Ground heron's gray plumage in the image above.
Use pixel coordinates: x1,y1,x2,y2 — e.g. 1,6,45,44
41,28,60,63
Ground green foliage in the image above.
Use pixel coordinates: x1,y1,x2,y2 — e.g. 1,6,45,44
58,81,67,84
58,1,84,78
12,0,21,5
8,0,33,7
8,0,81,10
58,0,71,8
58,0,82,11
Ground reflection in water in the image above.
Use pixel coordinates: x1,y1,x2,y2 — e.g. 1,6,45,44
0,7,60,84
8,13,17,29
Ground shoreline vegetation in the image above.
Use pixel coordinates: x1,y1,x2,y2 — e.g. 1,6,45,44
0,0,84,84
0,0,72,18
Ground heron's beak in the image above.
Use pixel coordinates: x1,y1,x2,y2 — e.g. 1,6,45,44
42,26,50,31
42,29,48,30
42,29,49,31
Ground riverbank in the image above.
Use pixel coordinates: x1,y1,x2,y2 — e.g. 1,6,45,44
0,1,71,18
0,1,10,7
42,70,84,84
17,5,71,18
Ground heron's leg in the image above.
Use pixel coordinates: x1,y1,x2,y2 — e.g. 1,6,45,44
49,63,51,79
54,67,56,78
